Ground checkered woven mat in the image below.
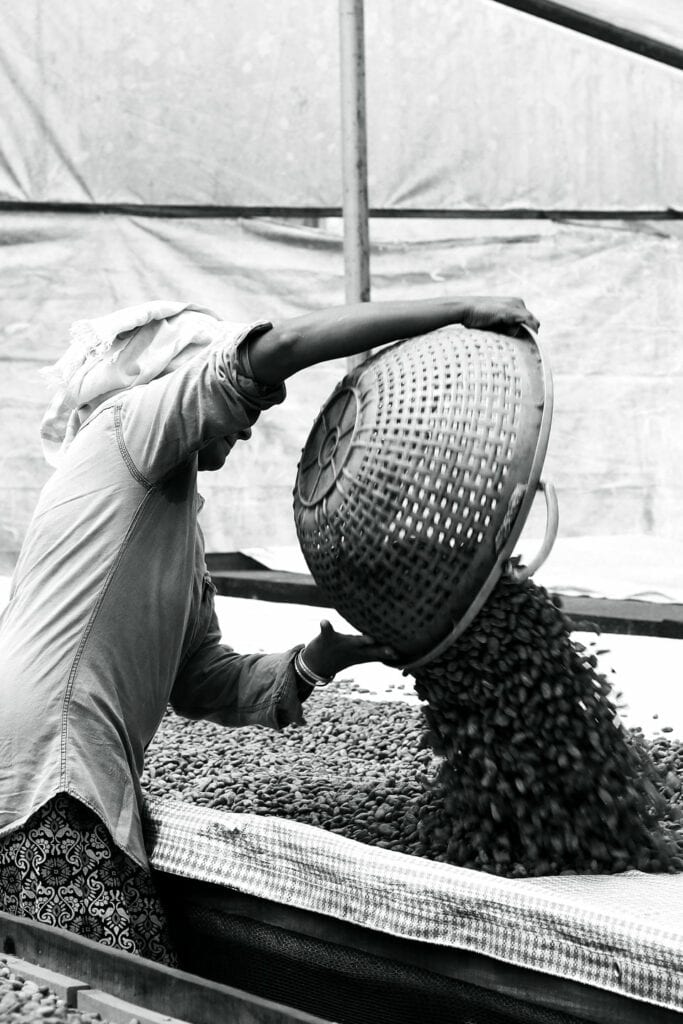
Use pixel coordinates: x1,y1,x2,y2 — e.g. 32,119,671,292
143,795,683,1013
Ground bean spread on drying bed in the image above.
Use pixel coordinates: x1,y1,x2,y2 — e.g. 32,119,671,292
142,576,683,878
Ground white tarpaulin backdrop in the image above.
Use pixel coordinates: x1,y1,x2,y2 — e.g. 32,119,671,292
0,0,681,579
0,0,681,211
0,7,681,1004
0,213,681,572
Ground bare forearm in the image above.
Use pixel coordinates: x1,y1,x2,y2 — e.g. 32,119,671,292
277,298,474,367
247,296,539,385
248,299,469,385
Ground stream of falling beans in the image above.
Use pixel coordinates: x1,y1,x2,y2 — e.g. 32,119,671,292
412,573,683,875
142,576,683,878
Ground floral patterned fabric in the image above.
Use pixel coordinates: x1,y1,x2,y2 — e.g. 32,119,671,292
0,793,177,966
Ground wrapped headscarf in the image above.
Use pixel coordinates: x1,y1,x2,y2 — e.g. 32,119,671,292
40,300,238,467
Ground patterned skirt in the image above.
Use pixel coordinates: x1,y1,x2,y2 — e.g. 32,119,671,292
0,793,177,966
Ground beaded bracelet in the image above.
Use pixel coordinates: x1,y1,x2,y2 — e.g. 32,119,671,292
294,648,335,687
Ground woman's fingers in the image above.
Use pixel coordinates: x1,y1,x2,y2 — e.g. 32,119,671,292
352,636,399,664
522,310,541,333
312,621,399,666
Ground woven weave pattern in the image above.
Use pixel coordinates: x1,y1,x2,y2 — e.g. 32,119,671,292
294,326,546,661
143,796,683,1013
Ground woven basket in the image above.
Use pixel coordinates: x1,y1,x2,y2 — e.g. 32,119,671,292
293,325,556,668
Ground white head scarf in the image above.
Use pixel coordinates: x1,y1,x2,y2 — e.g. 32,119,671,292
40,300,227,467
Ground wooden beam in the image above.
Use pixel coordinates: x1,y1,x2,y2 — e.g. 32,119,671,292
159,877,683,1024
209,568,326,607
559,595,683,639
0,911,329,1024
206,563,683,640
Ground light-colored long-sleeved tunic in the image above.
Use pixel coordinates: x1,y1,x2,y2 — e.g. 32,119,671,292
0,315,303,868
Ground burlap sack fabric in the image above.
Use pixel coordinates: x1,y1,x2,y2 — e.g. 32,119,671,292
143,795,683,1013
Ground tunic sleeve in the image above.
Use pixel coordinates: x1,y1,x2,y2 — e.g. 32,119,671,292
169,607,307,730
118,315,285,482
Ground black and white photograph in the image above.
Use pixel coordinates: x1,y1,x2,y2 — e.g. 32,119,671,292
0,2,681,1022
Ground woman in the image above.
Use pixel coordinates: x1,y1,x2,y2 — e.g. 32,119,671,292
0,294,538,964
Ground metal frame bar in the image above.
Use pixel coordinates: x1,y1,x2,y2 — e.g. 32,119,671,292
0,202,680,219
338,0,371,306
487,0,683,70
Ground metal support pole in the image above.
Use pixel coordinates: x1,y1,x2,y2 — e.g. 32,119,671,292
339,0,371,364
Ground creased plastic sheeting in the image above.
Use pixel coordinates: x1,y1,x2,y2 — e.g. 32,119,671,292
0,213,681,575
0,0,681,211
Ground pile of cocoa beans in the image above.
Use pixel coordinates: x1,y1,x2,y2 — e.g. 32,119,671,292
142,576,683,877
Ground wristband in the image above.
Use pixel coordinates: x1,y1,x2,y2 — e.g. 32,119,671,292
294,648,335,687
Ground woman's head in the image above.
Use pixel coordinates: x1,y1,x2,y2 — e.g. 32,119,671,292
40,301,226,467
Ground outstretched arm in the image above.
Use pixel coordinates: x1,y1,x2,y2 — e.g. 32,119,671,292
247,296,539,386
